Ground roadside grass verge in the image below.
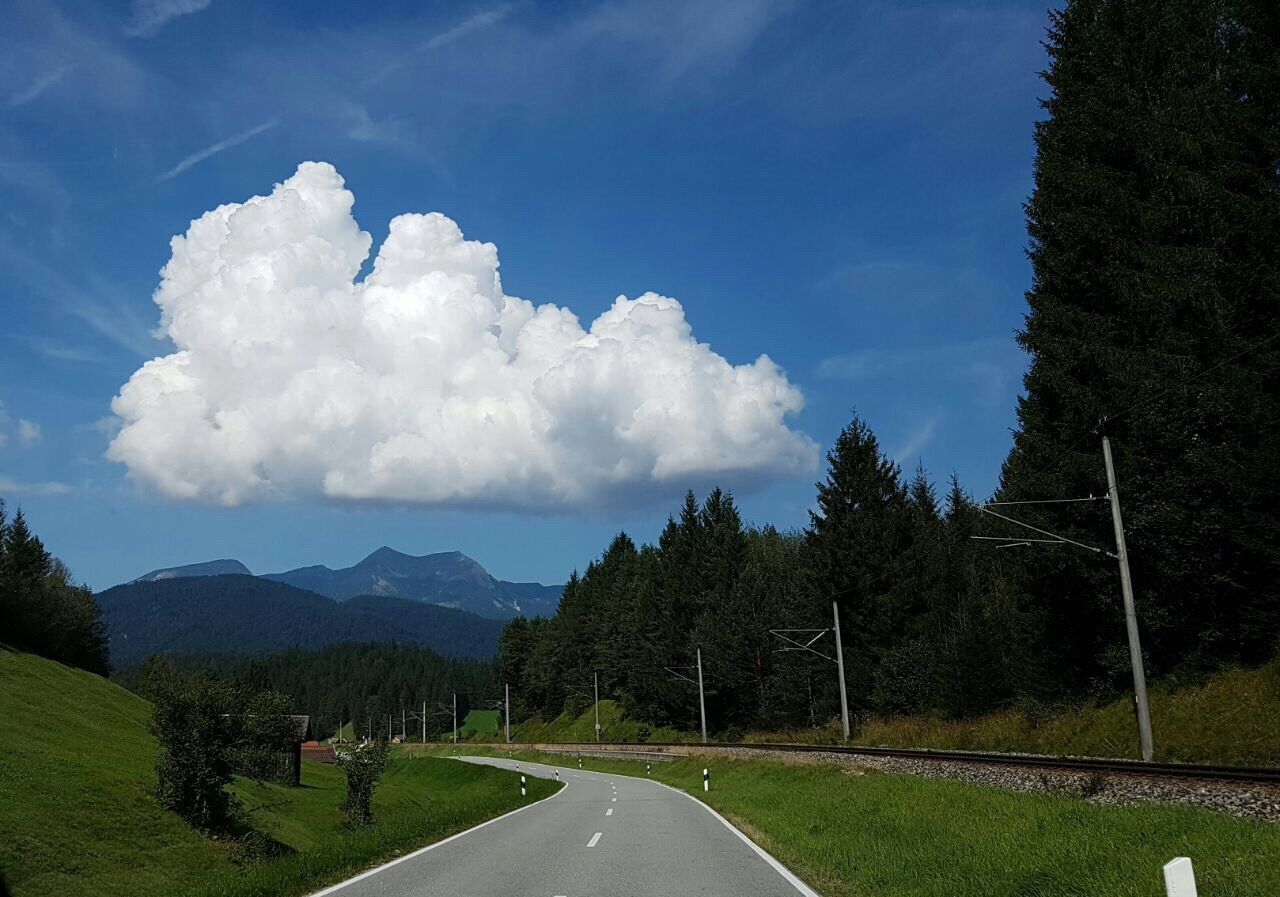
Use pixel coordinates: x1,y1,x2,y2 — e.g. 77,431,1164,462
435,746,1280,897
192,757,558,897
0,648,556,897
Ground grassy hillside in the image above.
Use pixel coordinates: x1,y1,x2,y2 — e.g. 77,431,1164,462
751,661,1280,766
448,746,1280,897
507,700,691,744
0,647,555,897
459,709,499,738
495,664,1280,767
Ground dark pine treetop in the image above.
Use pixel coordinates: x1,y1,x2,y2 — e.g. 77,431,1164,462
1002,0,1280,690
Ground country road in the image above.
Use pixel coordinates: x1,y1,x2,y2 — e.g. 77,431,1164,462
312,755,819,897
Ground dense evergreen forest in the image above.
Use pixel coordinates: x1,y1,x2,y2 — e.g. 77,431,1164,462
498,0,1279,738
0,498,109,675
126,643,497,741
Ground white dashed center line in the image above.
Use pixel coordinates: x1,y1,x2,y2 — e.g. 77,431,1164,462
587,832,603,848
606,808,613,816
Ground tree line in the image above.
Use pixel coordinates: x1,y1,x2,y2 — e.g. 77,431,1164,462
498,0,1279,737
127,642,497,742
0,498,109,675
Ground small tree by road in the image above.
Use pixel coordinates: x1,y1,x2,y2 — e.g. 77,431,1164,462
142,657,301,831
335,739,391,826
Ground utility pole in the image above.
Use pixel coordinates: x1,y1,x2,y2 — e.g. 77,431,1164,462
505,682,511,744
769,618,851,742
696,648,708,744
422,701,426,743
832,601,851,742
452,692,458,745
401,708,406,741
593,672,600,743
1103,435,1154,761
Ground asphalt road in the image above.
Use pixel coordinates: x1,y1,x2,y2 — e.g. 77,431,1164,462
313,755,818,897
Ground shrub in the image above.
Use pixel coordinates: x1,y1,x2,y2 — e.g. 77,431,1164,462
145,658,302,829
335,739,391,826
148,666,243,830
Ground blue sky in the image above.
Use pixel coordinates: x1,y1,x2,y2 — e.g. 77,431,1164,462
0,0,1051,590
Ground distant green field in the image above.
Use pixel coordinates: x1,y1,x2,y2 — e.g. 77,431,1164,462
0,647,556,897
444,746,1280,897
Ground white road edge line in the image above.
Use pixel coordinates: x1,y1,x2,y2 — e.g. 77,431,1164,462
587,832,603,847
465,757,814,895
305,771,569,897
649,779,821,897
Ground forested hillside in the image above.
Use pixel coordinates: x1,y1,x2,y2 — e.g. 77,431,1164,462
498,1,1279,742
122,642,497,742
0,499,108,675
96,576,504,666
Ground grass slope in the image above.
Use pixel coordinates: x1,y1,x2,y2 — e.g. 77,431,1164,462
497,664,1280,767
444,746,1280,897
459,709,498,738
753,661,1280,767
0,647,555,897
507,700,690,744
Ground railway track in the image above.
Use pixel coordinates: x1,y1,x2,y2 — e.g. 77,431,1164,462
515,741,1280,785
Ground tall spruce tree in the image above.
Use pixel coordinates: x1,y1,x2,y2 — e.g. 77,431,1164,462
806,413,911,715
1002,0,1280,693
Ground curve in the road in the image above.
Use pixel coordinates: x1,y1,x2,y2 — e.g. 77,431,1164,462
309,755,820,897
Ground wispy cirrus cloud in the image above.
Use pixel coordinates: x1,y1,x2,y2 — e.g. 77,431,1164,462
0,475,72,496
7,63,76,108
818,337,1024,411
125,0,213,39
0,231,161,359
890,415,939,466
158,118,279,181
17,420,42,447
26,338,103,364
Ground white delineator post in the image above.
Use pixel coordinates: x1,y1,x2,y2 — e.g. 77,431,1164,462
521,775,527,797
703,768,709,792
594,672,601,743
1163,858,1196,896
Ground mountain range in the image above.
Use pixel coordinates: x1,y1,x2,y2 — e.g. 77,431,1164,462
134,547,562,620
96,575,508,667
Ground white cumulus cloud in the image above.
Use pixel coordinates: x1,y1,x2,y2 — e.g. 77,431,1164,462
108,162,816,510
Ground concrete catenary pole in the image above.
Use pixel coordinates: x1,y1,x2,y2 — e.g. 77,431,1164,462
696,647,708,744
833,600,851,742
505,682,511,743
452,692,458,745
594,672,600,743
422,701,426,743
1103,435,1154,761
